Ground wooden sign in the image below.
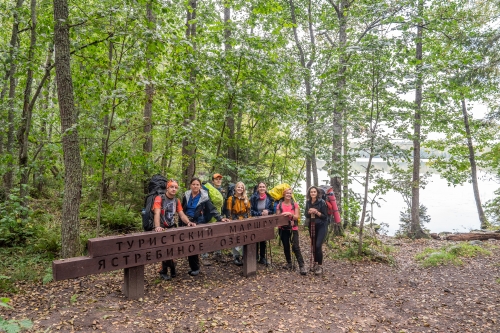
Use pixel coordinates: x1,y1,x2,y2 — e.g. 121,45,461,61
52,215,289,299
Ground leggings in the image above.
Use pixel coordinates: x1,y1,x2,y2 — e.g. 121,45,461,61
310,221,327,265
279,229,304,266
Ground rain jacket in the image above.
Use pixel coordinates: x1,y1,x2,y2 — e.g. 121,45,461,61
182,189,224,224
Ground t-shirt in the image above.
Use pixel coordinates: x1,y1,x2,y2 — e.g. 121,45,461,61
278,201,299,230
153,196,183,227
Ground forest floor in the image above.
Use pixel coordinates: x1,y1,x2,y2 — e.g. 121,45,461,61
1,234,500,333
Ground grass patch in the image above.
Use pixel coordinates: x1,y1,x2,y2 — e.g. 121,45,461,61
0,247,54,292
415,242,491,267
327,231,396,264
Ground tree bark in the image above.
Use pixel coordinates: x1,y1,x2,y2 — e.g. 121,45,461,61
289,0,316,189
18,0,37,212
410,0,428,239
224,2,237,182
445,233,500,241
54,0,83,257
461,97,488,229
181,0,197,187
143,1,155,192
4,0,25,194
330,0,348,217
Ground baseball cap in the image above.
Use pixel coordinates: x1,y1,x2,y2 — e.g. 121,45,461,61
213,173,223,179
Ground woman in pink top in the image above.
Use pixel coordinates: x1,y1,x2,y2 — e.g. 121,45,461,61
276,188,306,275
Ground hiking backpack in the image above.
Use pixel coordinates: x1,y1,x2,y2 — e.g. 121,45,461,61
202,182,224,222
317,185,341,224
142,174,176,231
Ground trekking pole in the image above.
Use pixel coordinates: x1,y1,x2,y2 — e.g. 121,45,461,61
309,214,316,270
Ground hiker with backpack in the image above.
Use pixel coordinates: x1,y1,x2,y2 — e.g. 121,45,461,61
200,173,226,265
276,187,307,275
181,177,229,276
250,182,275,265
225,181,251,266
305,186,329,276
143,176,194,281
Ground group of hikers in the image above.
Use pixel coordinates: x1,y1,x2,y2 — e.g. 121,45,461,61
143,173,333,281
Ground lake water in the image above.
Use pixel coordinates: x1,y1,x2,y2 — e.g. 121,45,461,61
301,159,499,235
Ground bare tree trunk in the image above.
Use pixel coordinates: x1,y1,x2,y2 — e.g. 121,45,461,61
224,2,237,182
330,0,348,216
18,0,37,213
410,0,428,239
54,0,83,257
461,97,488,229
342,121,349,227
181,0,197,187
143,1,155,192
4,0,25,194
289,0,316,189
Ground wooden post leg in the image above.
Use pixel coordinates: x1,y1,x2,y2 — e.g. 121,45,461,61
243,243,257,277
123,265,144,299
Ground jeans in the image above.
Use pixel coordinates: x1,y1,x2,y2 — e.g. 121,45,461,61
309,221,327,265
279,228,304,266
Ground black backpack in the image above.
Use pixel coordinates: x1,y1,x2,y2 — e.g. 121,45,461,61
142,174,172,231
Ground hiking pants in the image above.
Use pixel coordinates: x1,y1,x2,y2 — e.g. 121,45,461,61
181,217,201,272
279,228,304,266
257,241,266,259
310,220,327,265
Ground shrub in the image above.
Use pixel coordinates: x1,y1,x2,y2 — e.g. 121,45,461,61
415,243,491,267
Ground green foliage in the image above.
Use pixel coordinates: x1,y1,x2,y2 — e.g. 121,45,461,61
328,230,395,264
0,192,35,246
396,204,431,238
0,247,54,292
0,299,33,333
415,243,491,267
81,203,141,232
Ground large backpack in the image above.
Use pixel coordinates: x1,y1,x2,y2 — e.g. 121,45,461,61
142,174,176,231
203,182,224,222
317,185,341,224
268,183,301,224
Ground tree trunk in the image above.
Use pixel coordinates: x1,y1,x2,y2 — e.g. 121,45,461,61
342,120,349,227
410,0,428,239
18,0,38,213
143,1,155,193
330,0,348,216
4,0,25,194
461,97,488,229
181,0,197,187
54,0,83,258
224,2,237,182
445,233,500,241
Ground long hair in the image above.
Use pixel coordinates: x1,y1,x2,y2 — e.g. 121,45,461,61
235,181,249,205
306,186,320,202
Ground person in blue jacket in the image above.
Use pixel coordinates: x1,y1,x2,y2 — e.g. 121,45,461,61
250,182,275,265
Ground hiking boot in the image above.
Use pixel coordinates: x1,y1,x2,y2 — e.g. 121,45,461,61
160,272,172,281
314,265,323,276
299,265,307,275
282,263,293,270
201,258,211,266
310,264,316,272
233,257,243,266
189,269,200,276
258,257,268,265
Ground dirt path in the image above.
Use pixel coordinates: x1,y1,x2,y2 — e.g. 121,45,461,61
2,237,499,332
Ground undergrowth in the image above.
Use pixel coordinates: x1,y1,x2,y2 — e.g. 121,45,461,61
415,242,491,267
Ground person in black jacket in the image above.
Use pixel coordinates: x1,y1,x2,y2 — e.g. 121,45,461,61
181,177,229,276
250,182,275,265
305,186,328,276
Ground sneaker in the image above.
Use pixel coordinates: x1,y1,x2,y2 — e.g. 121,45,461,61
189,269,200,276
233,257,243,266
160,272,171,281
201,258,211,266
299,265,307,275
314,265,323,276
258,258,268,265
282,263,292,270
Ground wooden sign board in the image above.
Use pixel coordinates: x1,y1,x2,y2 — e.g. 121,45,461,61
52,215,289,299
